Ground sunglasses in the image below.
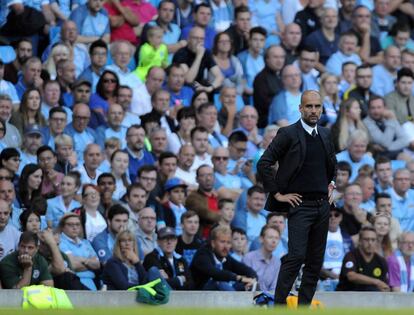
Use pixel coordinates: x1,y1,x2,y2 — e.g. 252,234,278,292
103,78,116,83
213,156,229,161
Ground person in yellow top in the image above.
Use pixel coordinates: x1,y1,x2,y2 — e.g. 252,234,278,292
135,26,169,81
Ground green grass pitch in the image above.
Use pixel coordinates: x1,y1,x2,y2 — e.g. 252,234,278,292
1,308,414,315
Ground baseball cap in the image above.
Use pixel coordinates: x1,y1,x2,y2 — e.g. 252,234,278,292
24,124,42,136
73,78,92,89
164,177,187,192
157,227,177,239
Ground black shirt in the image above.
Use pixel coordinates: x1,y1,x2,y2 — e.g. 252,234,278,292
173,47,216,85
294,7,321,39
336,249,388,291
225,24,248,55
176,235,204,266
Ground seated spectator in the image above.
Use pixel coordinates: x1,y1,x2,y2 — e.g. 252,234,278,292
17,164,43,211
371,0,396,42
217,86,238,138
371,213,393,257
164,65,194,110
90,70,119,117
134,26,169,81
123,183,147,234
319,206,353,292
125,124,155,183
212,32,244,96
243,225,281,292
232,185,267,244
19,125,45,171
46,172,81,229
79,40,108,93
190,127,213,172
19,210,41,233
14,57,43,100
0,231,53,289
58,213,100,290
374,156,393,193
41,82,72,130
136,165,161,214
0,199,21,261
0,95,22,148
37,146,65,199
64,103,98,160
156,152,178,193
387,232,414,292
296,46,319,91
293,0,323,38
97,104,128,150
213,147,244,193
144,226,193,290
363,96,408,159
304,7,339,67
181,3,216,51
3,39,33,85
92,204,130,264
109,150,130,200
336,130,374,182
10,88,47,136
117,85,140,128
56,60,77,108
191,225,256,290
173,26,224,93
176,211,203,266
217,198,235,229
230,227,248,262
103,230,154,290
0,60,19,106
336,226,390,291
238,26,266,99
168,108,196,155
97,173,118,215
384,68,414,153
186,165,220,239
149,128,169,161
54,134,77,175
0,179,23,230
381,23,413,51
136,207,158,257
225,5,251,55
268,64,302,126
319,73,340,127
356,175,376,213
43,44,71,80
227,131,255,187
74,144,103,185
69,0,110,45
0,148,21,187
371,46,401,97
234,106,261,159
73,184,107,242
388,168,414,232
340,183,370,238
338,62,357,100
157,178,188,234
325,31,362,76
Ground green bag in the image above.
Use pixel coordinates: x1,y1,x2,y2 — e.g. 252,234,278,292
128,278,170,305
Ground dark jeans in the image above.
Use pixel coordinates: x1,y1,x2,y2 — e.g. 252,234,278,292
274,200,329,305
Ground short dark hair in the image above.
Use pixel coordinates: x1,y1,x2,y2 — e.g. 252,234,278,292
177,107,196,122
300,45,318,54
137,165,158,178
165,63,182,76
191,126,209,140
49,106,67,119
36,145,55,158
67,171,81,189
249,26,267,38
218,198,234,210
234,5,250,19
375,192,391,203
229,130,248,144
260,224,280,237
375,156,391,169
397,67,414,81
97,172,116,185
159,152,177,165
247,185,265,196
0,148,20,165
337,161,352,177
266,212,285,223
342,61,357,71
89,39,108,55
158,0,175,10
196,164,212,177
196,102,215,115
107,204,129,221
180,210,199,223
19,210,41,232
19,231,39,246
368,95,384,108
231,227,246,236
356,64,372,73
194,2,211,13
126,124,144,137
126,183,147,197
359,225,377,239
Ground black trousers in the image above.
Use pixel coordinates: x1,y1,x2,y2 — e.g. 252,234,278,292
274,200,329,305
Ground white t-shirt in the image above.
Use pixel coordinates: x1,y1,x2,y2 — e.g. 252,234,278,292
85,211,107,242
0,224,21,261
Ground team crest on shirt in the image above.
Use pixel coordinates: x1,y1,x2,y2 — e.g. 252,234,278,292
98,249,106,257
345,261,354,268
373,268,382,277
33,270,40,279
327,245,341,258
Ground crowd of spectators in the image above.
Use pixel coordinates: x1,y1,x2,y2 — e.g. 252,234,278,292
0,0,414,294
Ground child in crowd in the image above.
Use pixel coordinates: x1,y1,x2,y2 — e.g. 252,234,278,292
218,198,235,228
230,227,248,262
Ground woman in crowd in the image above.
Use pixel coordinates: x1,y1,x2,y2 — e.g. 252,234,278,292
110,150,130,199
331,98,368,152
190,90,210,111
19,210,41,233
89,70,120,117
168,107,196,154
0,148,21,185
103,230,149,290
99,137,121,173
17,163,43,210
58,213,101,291
43,43,71,79
320,73,340,127
212,32,244,96
10,88,46,135
73,184,107,242
372,213,394,258
46,171,81,229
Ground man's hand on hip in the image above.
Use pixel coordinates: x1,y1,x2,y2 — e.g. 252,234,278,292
274,192,302,207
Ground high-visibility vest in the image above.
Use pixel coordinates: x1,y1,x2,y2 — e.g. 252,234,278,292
22,285,73,309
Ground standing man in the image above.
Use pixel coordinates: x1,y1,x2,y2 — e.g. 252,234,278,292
257,90,337,305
